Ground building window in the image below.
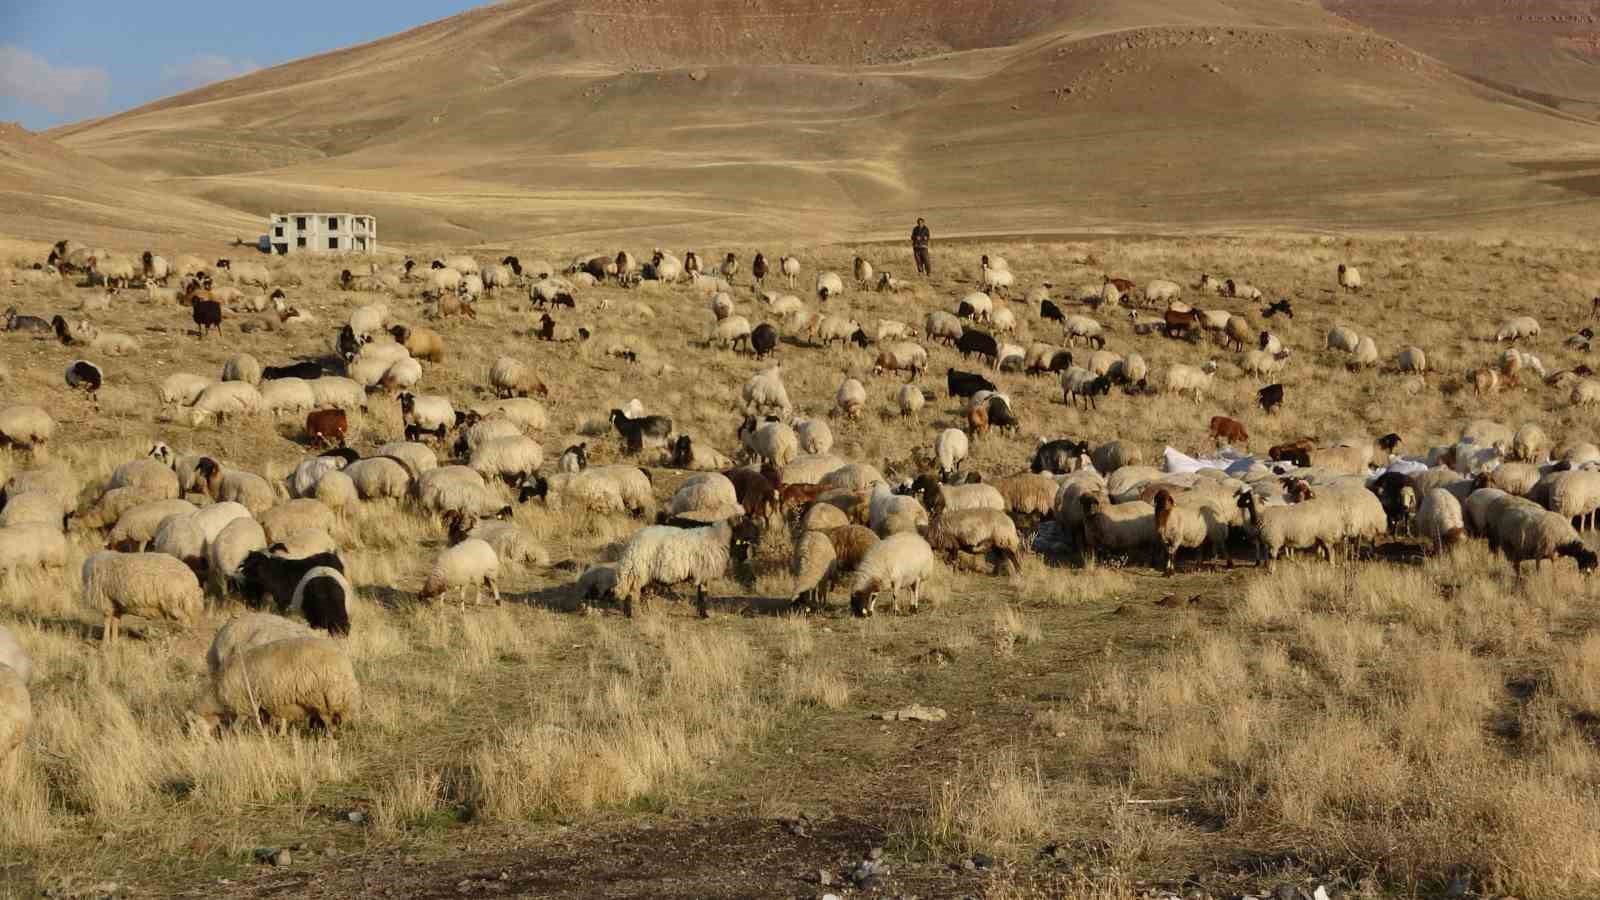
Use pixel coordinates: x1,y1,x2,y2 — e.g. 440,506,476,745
327,217,339,229
355,237,367,250
297,237,307,248
328,237,340,250
296,217,307,230
273,226,284,237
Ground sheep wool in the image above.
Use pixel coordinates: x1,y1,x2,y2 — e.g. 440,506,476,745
206,612,315,676
0,663,29,767
926,508,1022,574
0,405,57,450
82,551,204,641
421,538,501,605
1415,489,1465,551
613,518,737,617
791,530,839,607
0,625,31,685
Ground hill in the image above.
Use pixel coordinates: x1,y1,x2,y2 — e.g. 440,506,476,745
15,0,1600,248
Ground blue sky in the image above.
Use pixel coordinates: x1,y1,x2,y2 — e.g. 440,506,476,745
0,1,486,130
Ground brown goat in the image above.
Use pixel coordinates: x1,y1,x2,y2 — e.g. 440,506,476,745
305,408,348,447
1208,415,1248,446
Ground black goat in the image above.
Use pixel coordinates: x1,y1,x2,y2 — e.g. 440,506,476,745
3,307,50,332
984,394,1019,433
955,329,999,367
1040,299,1064,325
1258,383,1285,414
751,323,778,358
611,409,673,454
1261,298,1293,319
65,360,102,402
234,550,348,633
946,367,996,399
263,360,324,380
290,568,352,636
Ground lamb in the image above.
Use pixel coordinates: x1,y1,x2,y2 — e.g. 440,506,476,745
612,517,752,617
739,418,799,468
926,508,1022,574
1415,489,1466,552
780,255,801,288
741,366,792,416
196,636,358,734
897,384,926,417
835,379,867,420
1163,361,1218,402
0,523,69,574
848,532,935,617
418,538,501,605
0,405,55,452
1336,264,1362,293
816,315,866,349
82,551,204,642
522,466,655,518
934,428,970,478
389,324,444,362
1497,316,1541,342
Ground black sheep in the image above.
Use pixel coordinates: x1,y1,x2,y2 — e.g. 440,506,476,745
65,360,102,402
1040,298,1064,325
610,409,673,454
234,550,346,624
946,367,996,399
262,360,323,380
1258,383,1285,415
501,255,523,277
1261,298,1293,319
336,324,365,359
51,315,74,345
290,568,352,635
984,394,1019,433
1031,439,1090,475
751,323,778,358
848,327,870,349
955,329,999,367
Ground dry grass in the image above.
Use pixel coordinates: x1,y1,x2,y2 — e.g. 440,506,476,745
6,235,1600,895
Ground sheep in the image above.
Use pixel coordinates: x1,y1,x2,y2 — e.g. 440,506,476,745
257,377,317,418
345,458,414,501
873,342,928,379
1062,315,1105,348
159,373,214,407
869,481,930,537
471,398,548,432
848,532,934,617
1546,470,1600,530
398,392,455,442
792,418,834,457
79,486,169,532
1326,325,1360,354
1163,361,1218,402
106,499,198,550
196,636,358,734
444,511,546,571
1512,423,1549,463
1144,279,1181,306
789,530,841,608
204,470,275,517
0,490,70,529
1489,503,1599,574
469,435,545,485
0,624,32,686
815,271,844,301
897,384,926,417
833,378,868,420
741,367,793,416
189,381,262,426
389,324,444,362
709,315,754,352
257,500,336,546
1415,489,1466,552
1059,366,1112,410
110,457,181,499
664,474,743,524
205,613,314,677
0,523,69,574
0,405,55,452
709,292,735,321
1351,335,1379,368
522,466,654,518
0,657,29,768
1497,316,1540,342
222,352,263,385
611,410,673,454
740,418,799,468
414,466,501,517
1395,346,1428,376
1234,489,1340,569
1115,353,1149,387
877,320,916,343
1225,280,1263,301
82,551,204,642
307,377,365,412
1241,349,1287,379
1151,489,1217,574
1572,380,1600,407
934,428,969,478
924,311,963,346
612,517,754,617
533,313,587,343
151,512,208,572
208,517,268,591
926,508,1022,574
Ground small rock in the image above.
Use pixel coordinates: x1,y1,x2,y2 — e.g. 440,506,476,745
961,859,977,872
814,869,833,886
874,704,947,722
273,849,292,867
868,846,884,861
688,68,708,81
346,811,366,825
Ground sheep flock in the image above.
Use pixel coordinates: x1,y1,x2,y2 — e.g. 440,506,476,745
4,235,1600,894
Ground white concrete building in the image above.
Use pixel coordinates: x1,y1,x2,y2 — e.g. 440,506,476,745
267,212,377,255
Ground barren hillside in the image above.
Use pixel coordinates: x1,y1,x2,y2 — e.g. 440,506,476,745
8,0,1600,247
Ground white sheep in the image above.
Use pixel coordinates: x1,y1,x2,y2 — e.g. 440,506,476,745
709,315,752,351
1397,346,1427,374
489,356,546,399
415,466,499,517
208,517,268,589
1163,361,1218,402
420,538,500,605
82,551,204,642
189,382,262,426
106,498,198,549
794,418,834,455
1488,503,1597,574
0,405,55,451
258,377,316,417
197,635,358,734
848,532,934,616
924,311,963,346
934,428,969,477
531,466,654,518
1353,335,1379,368
0,658,28,768
1337,264,1362,293
160,373,214,406
741,420,799,468
469,435,545,484
0,523,68,574
835,379,867,420
666,474,742,522
0,624,32,686
1415,489,1465,552
205,612,314,676
1496,316,1540,342
869,481,930,537
613,517,743,617
956,292,994,322
345,458,414,500
741,367,792,416
222,353,263,385
1063,315,1105,348
1326,325,1360,353
815,271,844,301
307,376,365,411
897,384,926,417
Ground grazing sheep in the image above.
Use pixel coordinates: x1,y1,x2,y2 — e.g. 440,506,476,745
1488,503,1599,574
0,523,69,574
222,352,263,385
205,612,314,677
1235,489,1340,569
1163,361,1218,402
741,366,793,416
488,356,547,399
1079,494,1157,560
82,551,204,642
835,379,867,420
420,538,501,605
924,311,963,346
1326,325,1360,353
0,405,56,452
934,428,969,478
926,507,1022,574
670,434,736,472
444,511,547,571
739,418,799,468
613,517,756,617
189,381,262,426
897,383,926,417
1062,315,1105,349
1512,423,1549,463
1061,367,1112,410
110,457,181,499
848,532,935,617
288,566,353,635
197,636,358,734
869,481,930,537
1497,316,1540,342
523,466,655,518
1415,489,1466,552
1397,346,1428,375
1225,280,1263,301
208,517,268,591
469,435,545,485
793,418,834,457
1352,335,1379,368
873,342,928,379
815,271,844,301
257,500,336,546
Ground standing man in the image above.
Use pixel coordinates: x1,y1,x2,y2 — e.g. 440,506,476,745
911,217,932,276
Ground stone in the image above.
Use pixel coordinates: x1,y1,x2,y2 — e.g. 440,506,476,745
868,846,884,861
688,68,708,82
873,704,947,722
347,810,366,825
273,848,292,867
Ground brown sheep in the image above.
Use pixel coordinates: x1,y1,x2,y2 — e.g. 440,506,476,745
1208,415,1248,447
390,324,445,362
306,409,348,447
